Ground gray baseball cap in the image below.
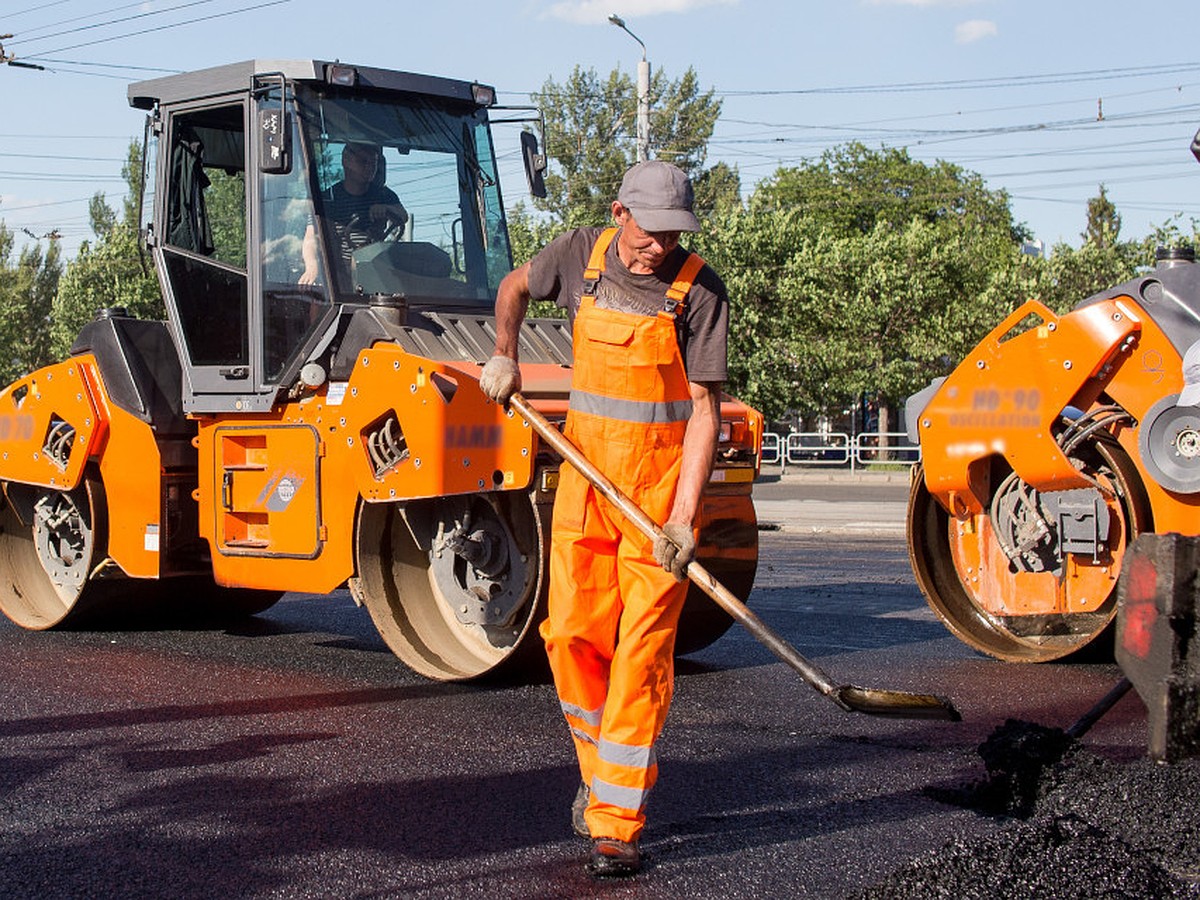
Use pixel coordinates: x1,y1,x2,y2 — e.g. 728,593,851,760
617,161,700,233
1179,339,1200,406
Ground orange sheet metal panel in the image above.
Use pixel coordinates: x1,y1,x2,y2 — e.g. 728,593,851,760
211,424,322,558
197,347,537,594
0,356,166,579
696,491,757,563
919,297,1140,513
195,409,355,594
87,365,168,579
0,356,104,491
345,348,535,500
946,491,1126,617
1102,312,1200,535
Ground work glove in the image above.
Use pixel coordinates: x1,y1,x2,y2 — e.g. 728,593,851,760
653,522,696,582
479,355,521,404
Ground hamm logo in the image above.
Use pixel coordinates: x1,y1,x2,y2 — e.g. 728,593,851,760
445,425,504,449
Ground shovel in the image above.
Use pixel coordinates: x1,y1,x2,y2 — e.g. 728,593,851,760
509,393,960,722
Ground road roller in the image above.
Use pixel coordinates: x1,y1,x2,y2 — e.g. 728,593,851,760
0,59,762,680
907,123,1200,661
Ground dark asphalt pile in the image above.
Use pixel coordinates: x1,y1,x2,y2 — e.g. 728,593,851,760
856,729,1200,899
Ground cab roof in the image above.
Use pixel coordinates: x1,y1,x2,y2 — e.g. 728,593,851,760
128,59,490,110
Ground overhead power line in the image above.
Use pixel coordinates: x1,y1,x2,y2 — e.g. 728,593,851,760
18,58,178,75
715,62,1200,97
18,0,291,60
11,0,223,50
13,0,178,39
5,0,75,21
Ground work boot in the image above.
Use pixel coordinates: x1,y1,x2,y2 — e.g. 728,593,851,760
586,837,641,878
571,781,590,838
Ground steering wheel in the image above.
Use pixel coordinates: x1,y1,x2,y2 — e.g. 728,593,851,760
344,211,406,245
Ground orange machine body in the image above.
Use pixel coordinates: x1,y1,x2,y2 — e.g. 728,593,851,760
910,255,1200,657
192,346,537,593
0,354,166,579
0,344,760,596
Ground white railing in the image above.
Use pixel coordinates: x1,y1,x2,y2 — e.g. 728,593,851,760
784,431,851,467
853,431,921,467
762,430,921,471
760,431,782,467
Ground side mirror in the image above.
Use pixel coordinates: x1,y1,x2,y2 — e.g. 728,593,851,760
1192,125,1200,164
521,131,546,199
258,108,291,174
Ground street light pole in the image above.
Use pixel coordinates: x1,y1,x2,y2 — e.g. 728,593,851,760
608,14,649,163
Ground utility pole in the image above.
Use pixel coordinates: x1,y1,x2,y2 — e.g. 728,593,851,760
608,14,649,163
0,34,45,70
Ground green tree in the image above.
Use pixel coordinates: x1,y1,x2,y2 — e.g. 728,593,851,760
1150,214,1200,253
752,143,1025,242
693,160,742,218
51,225,163,358
53,140,163,358
0,219,62,384
1082,184,1121,248
696,145,1027,426
1037,240,1145,314
530,64,733,231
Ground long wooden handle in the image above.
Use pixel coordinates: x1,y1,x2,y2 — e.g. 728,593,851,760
509,392,960,720
508,393,841,698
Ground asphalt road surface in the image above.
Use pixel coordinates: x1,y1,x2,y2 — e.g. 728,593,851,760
0,482,1152,899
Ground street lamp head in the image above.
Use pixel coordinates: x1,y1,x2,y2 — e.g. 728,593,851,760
606,11,650,162
608,13,646,58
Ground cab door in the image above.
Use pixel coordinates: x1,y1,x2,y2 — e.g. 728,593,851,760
155,99,262,414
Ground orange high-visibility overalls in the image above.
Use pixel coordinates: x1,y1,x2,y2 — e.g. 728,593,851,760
541,227,708,843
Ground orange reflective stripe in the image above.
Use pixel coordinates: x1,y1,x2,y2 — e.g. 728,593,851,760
582,227,620,287
664,252,706,314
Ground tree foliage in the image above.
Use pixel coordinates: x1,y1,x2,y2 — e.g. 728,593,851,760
693,144,1154,427
752,143,1028,243
53,140,162,358
694,146,1019,422
51,225,163,359
0,219,62,384
528,64,733,234
1082,184,1121,248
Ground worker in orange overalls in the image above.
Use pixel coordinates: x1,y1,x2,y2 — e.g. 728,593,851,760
480,161,729,878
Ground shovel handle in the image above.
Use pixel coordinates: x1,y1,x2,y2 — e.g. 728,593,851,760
508,393,842,699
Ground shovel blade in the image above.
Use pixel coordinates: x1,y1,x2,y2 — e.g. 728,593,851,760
834,685,962,721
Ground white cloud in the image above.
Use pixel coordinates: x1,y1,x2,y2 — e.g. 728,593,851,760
543,0,737,25
955,18,998,42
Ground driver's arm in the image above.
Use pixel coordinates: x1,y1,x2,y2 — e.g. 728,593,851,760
369,187,408,229
299,223,319,285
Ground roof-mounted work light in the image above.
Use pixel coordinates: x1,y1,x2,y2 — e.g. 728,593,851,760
471,83,496,107
326,64,358,87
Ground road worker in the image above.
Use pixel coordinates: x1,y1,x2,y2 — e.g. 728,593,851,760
479,161,729,878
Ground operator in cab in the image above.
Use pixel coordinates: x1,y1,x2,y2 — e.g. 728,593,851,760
299,142,408,285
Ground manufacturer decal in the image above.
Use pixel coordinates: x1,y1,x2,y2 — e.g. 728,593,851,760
256,471,307,512
0,413,35,442
446,424,504,449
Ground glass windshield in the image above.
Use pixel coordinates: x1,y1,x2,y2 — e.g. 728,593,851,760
294,84,512,306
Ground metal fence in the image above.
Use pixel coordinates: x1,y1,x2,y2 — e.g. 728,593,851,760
762,431,921,472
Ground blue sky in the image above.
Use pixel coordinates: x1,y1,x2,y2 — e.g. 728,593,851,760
3,0,1200,258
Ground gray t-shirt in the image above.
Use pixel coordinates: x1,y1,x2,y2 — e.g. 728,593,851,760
527,226,729,384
